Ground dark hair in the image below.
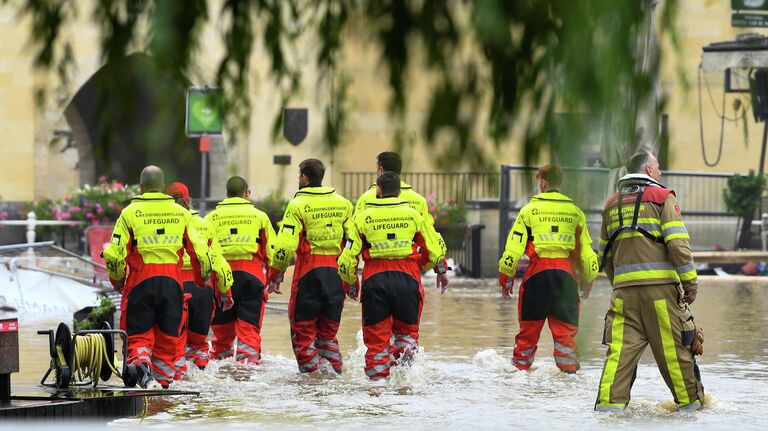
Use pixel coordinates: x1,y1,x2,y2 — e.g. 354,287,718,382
173,196,189,209
535,164,564,187
377,172,401,197
299,158,325,186
226,176,249,198
627,151,653,174
376,151,402,175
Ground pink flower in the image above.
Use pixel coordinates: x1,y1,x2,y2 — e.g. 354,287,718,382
69,206,81,213
60,212,71,220
86,213,94,219
0,211,7,221
107,202,116,209
113,182,124,190
98,175,108,183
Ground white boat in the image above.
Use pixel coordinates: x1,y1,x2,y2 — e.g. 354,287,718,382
0,242,109,320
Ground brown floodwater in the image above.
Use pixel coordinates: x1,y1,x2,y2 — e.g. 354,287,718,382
4,278,768,430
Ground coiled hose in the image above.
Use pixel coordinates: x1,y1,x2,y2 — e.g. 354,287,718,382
72,333,122,386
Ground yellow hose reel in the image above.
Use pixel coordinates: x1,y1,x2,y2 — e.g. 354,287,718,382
38,322,140,389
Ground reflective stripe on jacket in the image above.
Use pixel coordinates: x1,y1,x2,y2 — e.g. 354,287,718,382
102,192,212,287
205,197,275,265
338,197,447,284
599,178,697,291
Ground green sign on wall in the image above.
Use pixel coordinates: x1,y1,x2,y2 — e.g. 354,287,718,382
185,87,223,136
732,0,768,11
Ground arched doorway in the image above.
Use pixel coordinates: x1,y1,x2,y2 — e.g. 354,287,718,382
63,53,208,196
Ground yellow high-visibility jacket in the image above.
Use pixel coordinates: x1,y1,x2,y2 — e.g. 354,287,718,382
269,186,353,271
182,210,233,294
499,191,598,285
338,197,447,284
102,192,212,286
205,197,275,265
354,181,435,226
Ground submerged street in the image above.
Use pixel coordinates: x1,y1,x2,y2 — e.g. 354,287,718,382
8,278,768,429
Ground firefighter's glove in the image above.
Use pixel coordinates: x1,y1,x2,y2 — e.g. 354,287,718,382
342,279,360,301
499,273,514,299
691,327,704,356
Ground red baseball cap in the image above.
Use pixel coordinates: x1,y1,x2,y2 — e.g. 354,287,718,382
166,182,190,200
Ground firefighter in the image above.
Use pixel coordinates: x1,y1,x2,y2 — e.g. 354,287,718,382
266,159,354,373
102,166,212,388
498,165,598,373
205,176,275,364
354,151,433,225
595,151,704,412
338,172,449,379
166,182,233,378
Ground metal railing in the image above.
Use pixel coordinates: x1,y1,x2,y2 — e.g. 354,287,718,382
342,172,499,204
0,211,84,244
498,165,749,254
434,224,484,277
498,165,738,214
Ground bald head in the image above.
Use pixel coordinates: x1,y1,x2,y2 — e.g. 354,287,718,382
140,165,165,193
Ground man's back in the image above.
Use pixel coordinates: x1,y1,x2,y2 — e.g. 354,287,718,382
599,179,696,290
517,191,588,257
344,198,445,271
206,197,274,263
119,193,191,264
271,186,352,269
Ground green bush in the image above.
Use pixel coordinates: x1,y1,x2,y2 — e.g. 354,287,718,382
254,192,290,231
724,170,767,249
73,295,116,331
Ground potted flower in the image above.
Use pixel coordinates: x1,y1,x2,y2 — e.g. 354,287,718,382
426,192,467,251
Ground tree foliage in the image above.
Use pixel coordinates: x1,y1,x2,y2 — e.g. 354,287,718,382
6,0,679,169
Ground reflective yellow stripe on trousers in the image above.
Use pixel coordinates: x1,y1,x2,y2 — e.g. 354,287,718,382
654,299,690,406
598,297,625,407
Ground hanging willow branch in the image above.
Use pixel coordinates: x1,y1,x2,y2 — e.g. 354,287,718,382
6,0,679,170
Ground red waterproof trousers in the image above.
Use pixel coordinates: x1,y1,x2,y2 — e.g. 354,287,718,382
210,259,267,364
360,259,424,379
288,255,345,373
119,265,184,387
512,257,580,372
